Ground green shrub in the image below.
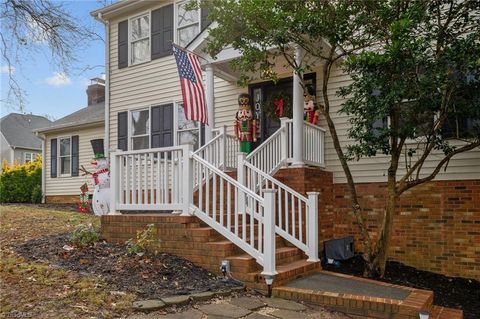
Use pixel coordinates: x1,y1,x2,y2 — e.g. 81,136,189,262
31,185,43,204
0,157,42,203
71,223,100,248
126,224,161,256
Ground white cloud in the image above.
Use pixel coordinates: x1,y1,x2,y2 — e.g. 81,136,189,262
1,65,15,75
45,72,72,87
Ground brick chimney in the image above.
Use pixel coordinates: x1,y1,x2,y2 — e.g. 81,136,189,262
86,77,105,106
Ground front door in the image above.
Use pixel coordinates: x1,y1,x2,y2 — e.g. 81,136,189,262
249,73,316,146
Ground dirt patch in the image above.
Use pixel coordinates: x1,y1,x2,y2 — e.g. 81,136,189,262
323,255,480,319
13,233,241,298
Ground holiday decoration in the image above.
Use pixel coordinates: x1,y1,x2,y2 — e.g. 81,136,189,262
234,93,257,154
304,85,319,125
78,183,90,214
264,91,293,119
80,139,111,216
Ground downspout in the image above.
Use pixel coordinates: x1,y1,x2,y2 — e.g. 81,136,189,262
97,12,110,158
36,133,46,203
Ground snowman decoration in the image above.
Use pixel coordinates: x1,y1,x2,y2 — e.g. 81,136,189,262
81,139,111,216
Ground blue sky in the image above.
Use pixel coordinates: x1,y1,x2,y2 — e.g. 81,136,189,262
0,1,107,121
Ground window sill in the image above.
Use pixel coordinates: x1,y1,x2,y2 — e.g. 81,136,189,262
128,58,152,68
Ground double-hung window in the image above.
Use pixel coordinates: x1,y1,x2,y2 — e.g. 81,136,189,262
176,103,201,150
59,137,71,176
131,109,150,150
176,1,200,47
130,13,150,65
24,152,35,163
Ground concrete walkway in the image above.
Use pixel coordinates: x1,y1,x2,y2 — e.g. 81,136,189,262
127,294,350,319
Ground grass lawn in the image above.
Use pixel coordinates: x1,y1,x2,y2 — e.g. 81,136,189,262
0,204,136,318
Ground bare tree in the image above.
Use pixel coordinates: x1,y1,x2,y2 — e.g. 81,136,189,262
1,0,102,110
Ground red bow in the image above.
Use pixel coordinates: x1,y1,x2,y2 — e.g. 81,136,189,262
274,98,284,117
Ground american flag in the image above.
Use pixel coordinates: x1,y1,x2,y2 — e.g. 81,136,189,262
173,46,208,124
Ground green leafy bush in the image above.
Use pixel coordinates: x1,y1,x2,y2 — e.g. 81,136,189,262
31,185,43,204
71,223,100,248
126,224,161,256
0,157,42,203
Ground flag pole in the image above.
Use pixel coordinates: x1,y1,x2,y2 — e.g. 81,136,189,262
172,43,211,63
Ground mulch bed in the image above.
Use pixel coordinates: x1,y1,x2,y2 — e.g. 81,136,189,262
13,233,240,298
323,255,480,319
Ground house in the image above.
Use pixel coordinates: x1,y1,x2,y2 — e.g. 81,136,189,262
0,113,51,170
35,78,106,203
90,0,479,296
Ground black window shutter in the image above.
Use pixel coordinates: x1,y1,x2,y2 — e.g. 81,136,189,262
201,7,210,31
118,111,128,151
50,138,57,178
71,135,79,177
151,4,173,60
151,104,174,148
118,20,128,69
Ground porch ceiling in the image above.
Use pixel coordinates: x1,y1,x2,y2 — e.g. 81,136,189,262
187,22,330,82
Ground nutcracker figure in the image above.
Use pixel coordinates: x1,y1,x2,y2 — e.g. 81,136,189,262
304,85,319,125
234,93,257,154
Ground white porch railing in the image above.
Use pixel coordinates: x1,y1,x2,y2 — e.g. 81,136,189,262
195,125,239,170
110,146,187,212
303,122,325,167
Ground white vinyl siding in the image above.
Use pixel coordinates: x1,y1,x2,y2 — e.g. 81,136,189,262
45,125,104,196
107,5,479,184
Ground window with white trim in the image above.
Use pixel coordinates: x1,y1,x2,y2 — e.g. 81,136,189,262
130,109,150,150
58,137,71,176
130,13,150,65
176,103,201,150
176,1,200,47
24,152,36,163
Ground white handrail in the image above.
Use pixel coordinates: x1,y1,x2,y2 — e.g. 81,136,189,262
191,153,276,274
243,161,318,260
194,125,239,170
246,126,285,176
303,122,325,167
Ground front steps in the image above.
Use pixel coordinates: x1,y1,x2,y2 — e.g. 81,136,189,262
101,214,320,291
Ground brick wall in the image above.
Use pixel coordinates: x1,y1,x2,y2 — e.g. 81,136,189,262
274,167,480,280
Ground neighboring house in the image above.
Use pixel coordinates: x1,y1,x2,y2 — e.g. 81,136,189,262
91,0,480,284
0,113,51,170
35,78,105,203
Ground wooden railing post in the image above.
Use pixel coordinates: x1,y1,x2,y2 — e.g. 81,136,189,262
262,189,278,285
307,192,320,262
109,151,118,214
182,144,194,216
220,125,227,170
280,117,289,163
237,152,246,214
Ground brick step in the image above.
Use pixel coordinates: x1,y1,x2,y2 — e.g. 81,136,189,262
272,271,435,319
430,305,463,319
236,259,321,291
226,246,304,273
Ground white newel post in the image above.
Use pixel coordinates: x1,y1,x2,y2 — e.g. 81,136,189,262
262,189,278,283
307,192,320,262
220,125,227,170
280,117,289,162
182,144,194,216
109,151,117,213
237,152,246,213
205,64,215,143
292,45,304,166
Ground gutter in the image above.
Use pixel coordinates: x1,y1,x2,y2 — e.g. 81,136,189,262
95,12,110,158
35,120,104,134
35,132,47,204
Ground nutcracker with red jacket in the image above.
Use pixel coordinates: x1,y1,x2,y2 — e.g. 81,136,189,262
304,85,319,125
234,93,257,154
